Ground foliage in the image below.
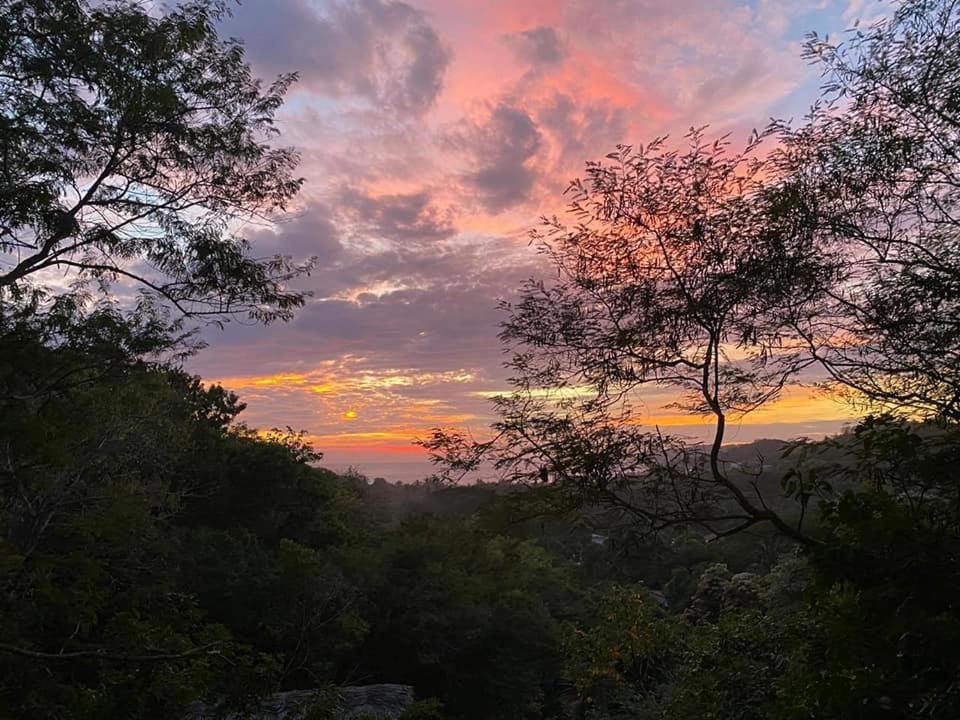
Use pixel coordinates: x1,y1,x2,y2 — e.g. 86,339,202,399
776,417,960,718
422,129,826,545
773,0,960,417
349,517,573,720
0,0,312,321
398,698,447,720
563,585,677,716
0,309,273,718
560,416,960,720
6,1,960,719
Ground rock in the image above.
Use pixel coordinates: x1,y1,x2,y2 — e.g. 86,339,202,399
340,685,415,719
185,683,415,720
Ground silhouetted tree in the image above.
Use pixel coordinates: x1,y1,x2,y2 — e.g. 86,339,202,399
773,0,960,418
424,130,833,545
426,0,960,547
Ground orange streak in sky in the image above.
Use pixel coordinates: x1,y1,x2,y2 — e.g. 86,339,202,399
630,387,858,428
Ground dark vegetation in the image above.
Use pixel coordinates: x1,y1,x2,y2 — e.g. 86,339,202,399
3,0,960,718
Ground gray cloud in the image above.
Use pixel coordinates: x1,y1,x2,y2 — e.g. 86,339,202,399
537,92,629,173
337,188,456,243
460,103,543,213
223,0,452,116
503,26,566,66
246,204,344,263
289,246,539,371
190,229,543,379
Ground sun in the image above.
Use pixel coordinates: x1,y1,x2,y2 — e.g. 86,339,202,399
343,409,358,420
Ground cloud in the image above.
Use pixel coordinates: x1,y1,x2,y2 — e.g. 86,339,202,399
843,0,887,25
536,91,629,175
502,26,566,66
190,0,861,475
245,204,343,262
193,232,541,374
560,0,808,123
224,0,452,115
457,103,543,213
337,188,456,243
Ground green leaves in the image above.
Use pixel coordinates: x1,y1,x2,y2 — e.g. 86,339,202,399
0,308,354,717
0,0,312,323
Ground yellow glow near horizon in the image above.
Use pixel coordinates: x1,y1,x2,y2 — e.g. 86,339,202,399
629,387,859,428
209,368,861,457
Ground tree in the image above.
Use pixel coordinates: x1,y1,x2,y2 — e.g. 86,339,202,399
0,313,249,718
761,418,960,718
424,130,832,545
0,0,311,322
0,304,370,717
351,517,572,720
772,0,960,418
426,0,960,546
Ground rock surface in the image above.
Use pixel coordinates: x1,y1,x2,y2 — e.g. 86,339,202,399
186,683,415,719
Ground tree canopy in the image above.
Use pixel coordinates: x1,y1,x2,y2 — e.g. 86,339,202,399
0,0,310,322
773,0,960,417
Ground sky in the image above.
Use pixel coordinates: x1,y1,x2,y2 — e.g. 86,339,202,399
186,0,885,482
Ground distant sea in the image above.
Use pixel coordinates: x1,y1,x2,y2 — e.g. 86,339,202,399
322,457,436,484
318,418,855,485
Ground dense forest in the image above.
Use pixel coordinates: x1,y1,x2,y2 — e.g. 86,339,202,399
3,0,960,718
5,313,960,719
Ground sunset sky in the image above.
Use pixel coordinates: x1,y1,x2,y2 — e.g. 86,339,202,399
188,0,882,481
